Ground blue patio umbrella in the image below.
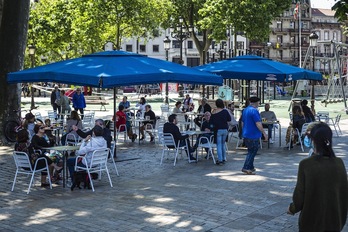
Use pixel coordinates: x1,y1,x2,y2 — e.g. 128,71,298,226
195,55,322,82
7,50,222,87
7,50,222,155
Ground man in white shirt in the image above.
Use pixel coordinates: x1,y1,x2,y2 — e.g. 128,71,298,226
260,103,277,144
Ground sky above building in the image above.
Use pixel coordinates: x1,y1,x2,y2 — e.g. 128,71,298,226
311,0,336,9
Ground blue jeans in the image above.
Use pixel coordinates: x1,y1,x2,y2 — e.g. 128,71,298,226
67,157,86,182
262,124,273,139
243,138,260,170
216,129,228,162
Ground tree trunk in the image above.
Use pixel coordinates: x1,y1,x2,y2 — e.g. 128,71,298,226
0,0,30,145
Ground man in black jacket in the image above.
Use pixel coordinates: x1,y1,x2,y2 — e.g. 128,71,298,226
163,114,196,161
140,105,156,142
72,118,112,149
194,98,211,128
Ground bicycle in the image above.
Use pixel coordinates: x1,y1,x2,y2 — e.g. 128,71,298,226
3,106,42,142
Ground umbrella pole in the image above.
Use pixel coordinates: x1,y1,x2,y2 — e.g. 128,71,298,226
113,87,117,158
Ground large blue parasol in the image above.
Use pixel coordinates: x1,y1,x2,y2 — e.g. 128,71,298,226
7,50,222,87
195,55,322,82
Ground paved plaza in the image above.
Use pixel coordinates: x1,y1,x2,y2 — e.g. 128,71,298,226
0,97,348,231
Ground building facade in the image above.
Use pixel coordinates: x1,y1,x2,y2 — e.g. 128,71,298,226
120,29,247,67
120,0,343,69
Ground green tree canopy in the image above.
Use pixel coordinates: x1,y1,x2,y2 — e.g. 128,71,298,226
332,0,348,35
170,0,291,64
27,0,171,66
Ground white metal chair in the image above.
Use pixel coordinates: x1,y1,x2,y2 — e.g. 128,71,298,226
82,113,94,129
108,141,120,176
197,135,216,164
160,133,190,166
156,125,164,146
328,114,342,137
116,124,128,142
316,111,330,123
12,151,52,194
34,112,43,122
65,133,79,146
74,148,113,192
47,110,56,121
160,104,170,118
288,123,308,152
176,114,190,131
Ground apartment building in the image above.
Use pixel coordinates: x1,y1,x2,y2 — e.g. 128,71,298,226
120,29,247,67
120,0,342,69
252,0,342,69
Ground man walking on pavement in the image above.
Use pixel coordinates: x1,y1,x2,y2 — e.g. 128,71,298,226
241,97,267,174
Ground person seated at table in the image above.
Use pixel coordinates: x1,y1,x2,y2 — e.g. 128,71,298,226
119,96,130,111
182,94,194,112
163,114,196,160
140,105,156,142
172,101,183,114
31,123,64,172
192,112,214,153
260,103,278,144
67,125,107,184
31,123,56,151
301,99,315,123
114,105,137,142
135,97,146,117
72,119,112,150
226,103,238,132
44,118,56,145
194,98,211,128
61,110,83,145
15,129,61,187
289,105,306,148
22,112,36,139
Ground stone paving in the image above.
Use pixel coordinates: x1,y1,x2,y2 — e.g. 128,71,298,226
1,115,348,231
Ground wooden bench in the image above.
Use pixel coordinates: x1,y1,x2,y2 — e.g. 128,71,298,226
85,96,109,111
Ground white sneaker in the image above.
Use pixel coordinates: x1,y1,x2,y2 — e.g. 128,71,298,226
269,138,274,144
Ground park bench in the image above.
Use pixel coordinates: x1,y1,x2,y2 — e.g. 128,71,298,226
84,96,109,111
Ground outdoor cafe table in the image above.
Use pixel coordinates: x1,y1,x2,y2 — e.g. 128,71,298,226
131,118,154,144
47,145,80,188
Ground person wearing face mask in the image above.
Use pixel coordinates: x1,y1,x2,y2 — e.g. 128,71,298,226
67,125,107,183
303,121,325,156
287,123,348,232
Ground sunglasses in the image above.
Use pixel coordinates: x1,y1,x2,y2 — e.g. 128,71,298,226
39,127,45,129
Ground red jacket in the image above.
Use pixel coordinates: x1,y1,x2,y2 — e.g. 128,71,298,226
115,111,126,131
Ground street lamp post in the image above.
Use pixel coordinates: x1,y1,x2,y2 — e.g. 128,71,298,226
170,17,192,97
309,31,319,113
170,17,192,65
28,45,36,110
163,36,171,104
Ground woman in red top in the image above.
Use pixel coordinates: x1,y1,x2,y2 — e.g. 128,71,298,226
114,105,137,142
